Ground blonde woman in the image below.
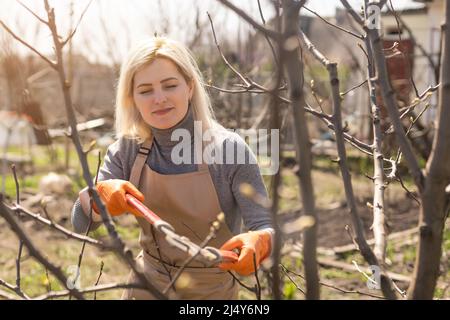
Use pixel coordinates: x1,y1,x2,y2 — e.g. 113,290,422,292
71,37,274,300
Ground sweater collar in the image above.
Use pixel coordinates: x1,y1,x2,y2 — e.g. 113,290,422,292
150,105,194,148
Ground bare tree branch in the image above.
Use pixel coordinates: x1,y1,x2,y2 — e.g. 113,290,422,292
386,0,420,97
0,198,85,300
33,282,146,300
10,164,24,292
93,261,104,300
340,0,364,25
207,12,251,87
257,0,279,68
364,36,388,264
389,11,439,83
61,0,94,47
16,0,48,25
0,278,30,300
303,6,364,40
3,0,169,300
298,25,398,299
9,203,106,247
0,20,57,69
0,288,22,300
217,0,280,40
341,79,368,97
281,263,386,299
362,1,424,192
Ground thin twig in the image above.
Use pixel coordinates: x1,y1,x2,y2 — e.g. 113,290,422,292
387,0,420,97
216,0,280,39
394,102,432,169
70,150,102,300
93,261,104,300
33,282,146,300
388,9,439,83
281,263,386,299
44,268,52,298
303,6,364,40
11,164,24,292
207,12,251,87
162,221,222,295
280,264,306,295
205,84,264,94
227,271,256,292
252,252,261,300
0,21,57,69
395,174,420,205
16,0,48,25
399,84,440,117
0,278,30,300
9,203,105,247
61,0,94,46
340,0,364,25
0,198,85,300
341,79,368,97
0,288,21,300
257,0,279,68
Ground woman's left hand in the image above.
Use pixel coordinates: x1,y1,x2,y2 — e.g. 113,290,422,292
218,230,272,276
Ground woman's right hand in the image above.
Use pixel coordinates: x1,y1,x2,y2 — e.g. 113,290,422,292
93,179,145,217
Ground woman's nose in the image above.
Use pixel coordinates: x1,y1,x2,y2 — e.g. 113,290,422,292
153,89,167,104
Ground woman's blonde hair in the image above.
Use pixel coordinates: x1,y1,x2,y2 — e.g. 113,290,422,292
115,37,217,142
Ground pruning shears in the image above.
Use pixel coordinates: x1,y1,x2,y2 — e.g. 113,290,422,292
125,193,238,267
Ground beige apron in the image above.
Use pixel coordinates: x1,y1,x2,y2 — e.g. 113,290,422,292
121,138,238,300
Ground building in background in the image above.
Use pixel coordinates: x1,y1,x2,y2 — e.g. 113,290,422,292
382,0,444,124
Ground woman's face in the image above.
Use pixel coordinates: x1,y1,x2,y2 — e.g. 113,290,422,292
133,58,193,130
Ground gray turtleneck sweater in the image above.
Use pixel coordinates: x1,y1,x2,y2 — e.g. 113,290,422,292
71,106,274,237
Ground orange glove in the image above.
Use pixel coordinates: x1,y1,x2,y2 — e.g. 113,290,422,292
93,179,145,217
218,230,272,276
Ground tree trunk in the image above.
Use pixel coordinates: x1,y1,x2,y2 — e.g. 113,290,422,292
282,0,320,300
408,0,450,299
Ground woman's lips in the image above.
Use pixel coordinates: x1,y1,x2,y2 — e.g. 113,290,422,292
152,107,174,116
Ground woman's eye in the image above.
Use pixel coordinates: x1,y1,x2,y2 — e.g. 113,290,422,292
140,89,153,94
166,85,177,89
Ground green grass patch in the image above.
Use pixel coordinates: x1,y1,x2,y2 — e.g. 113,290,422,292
3,174,45,197
283,282,298,300
320,268,359,281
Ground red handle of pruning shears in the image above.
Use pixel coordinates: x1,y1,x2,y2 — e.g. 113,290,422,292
125,193,238,265
125,193,161,224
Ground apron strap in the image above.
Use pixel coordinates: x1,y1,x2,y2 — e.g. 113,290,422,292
129,138,161,259
197,139,213,172
130,137,209,176
129,138,153,187
197,161,209,172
